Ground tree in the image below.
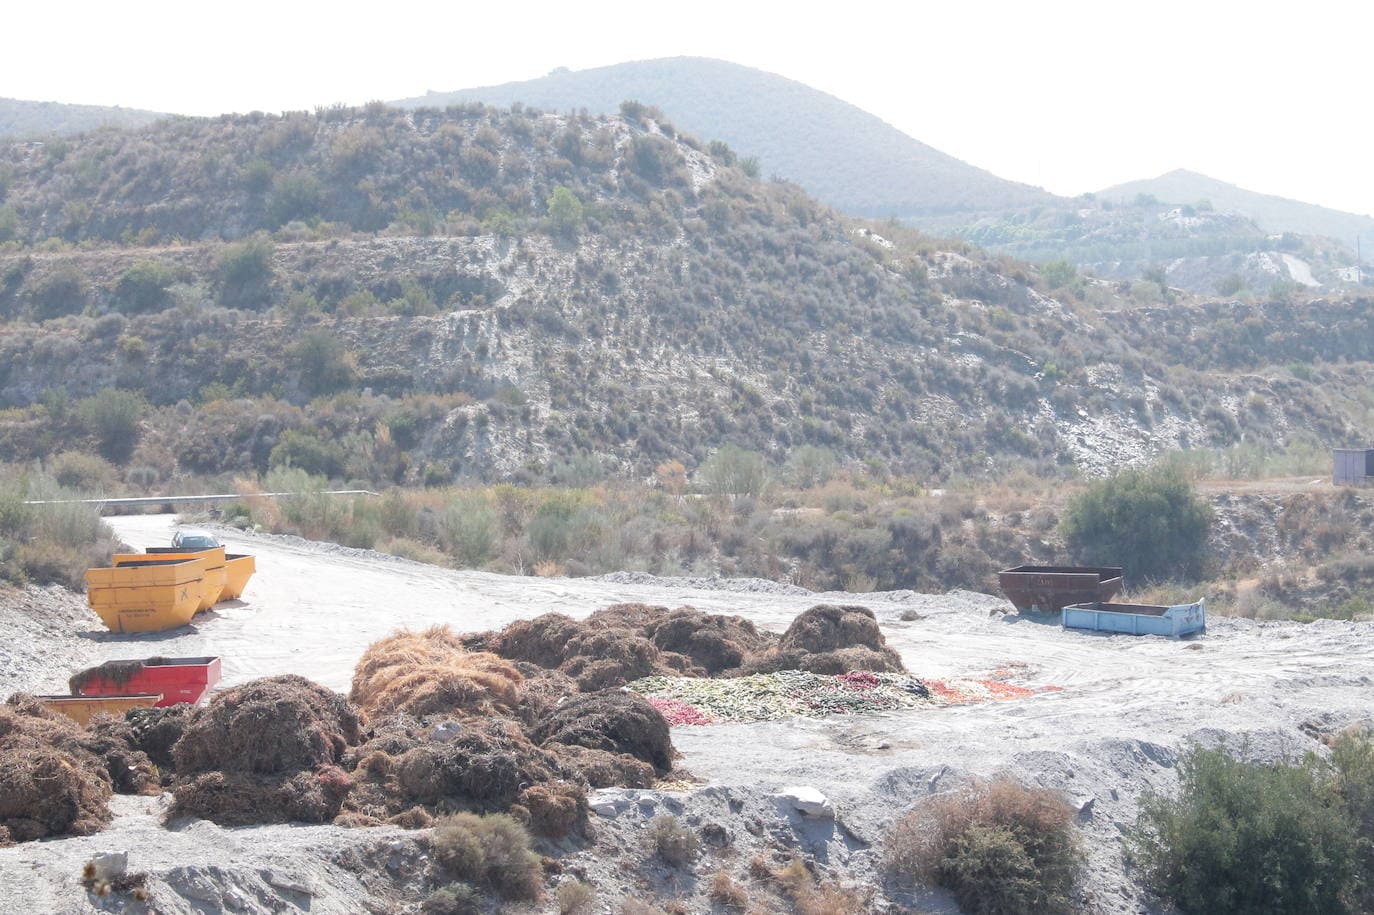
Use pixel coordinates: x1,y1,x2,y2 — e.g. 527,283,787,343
1060,463,1212,582
784,445,837,489
291,330,357,398
698,445,767,498
1041,260,1078,290
655,460,687,497
546,186,584,238
77,388,147,464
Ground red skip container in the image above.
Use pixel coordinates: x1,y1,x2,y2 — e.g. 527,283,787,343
70,656,222,707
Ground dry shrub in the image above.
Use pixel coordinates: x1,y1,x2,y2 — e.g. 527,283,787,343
645,813,699,866
532,690,673,774
708,870,749,908
546,744,656,788
519,781,588,838
885,777,1080,915
751,605,904,674
172,765,352,826
556,879,597,914
432,811,543,900
173,675,361,776
771,858,868,915
353,626,523,718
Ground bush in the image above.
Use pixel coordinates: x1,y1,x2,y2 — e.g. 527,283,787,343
1128,745,1360,914
216,233,275,307
1060,463,1213,582
698,445,767,497
113,261,177,313
26,267,88,320
291,331,357,398
885,777,1081,915
556,880,597,914
76,388,147,464
645,814,699,866
269,428,347,479
421,882,483,915
431,812,542,900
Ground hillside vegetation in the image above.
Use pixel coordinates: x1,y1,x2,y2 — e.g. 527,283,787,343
1101,169,1374,244
0,103,1369,499
393,57,1055,218
0,97,165,140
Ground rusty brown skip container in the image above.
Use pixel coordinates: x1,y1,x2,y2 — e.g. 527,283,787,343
999,565,1125,613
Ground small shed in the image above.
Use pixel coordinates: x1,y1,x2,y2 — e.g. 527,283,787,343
1333,448,1374,486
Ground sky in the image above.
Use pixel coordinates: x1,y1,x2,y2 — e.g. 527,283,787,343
5,0,1372,216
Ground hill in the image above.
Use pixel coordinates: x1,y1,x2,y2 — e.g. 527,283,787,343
0,104,1368,490
1100,169,1374,245
0,96,165,139
392,57,1056,218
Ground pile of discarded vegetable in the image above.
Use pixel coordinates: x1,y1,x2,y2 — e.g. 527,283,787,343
628,670,932,724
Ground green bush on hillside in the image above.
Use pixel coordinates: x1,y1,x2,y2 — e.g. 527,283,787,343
1061,463,1212,582
1129,745,1363,914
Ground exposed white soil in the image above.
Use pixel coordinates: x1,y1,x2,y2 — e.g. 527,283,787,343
2,513,1372,913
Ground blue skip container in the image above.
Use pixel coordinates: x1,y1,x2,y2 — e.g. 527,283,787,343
1062,598,1205,638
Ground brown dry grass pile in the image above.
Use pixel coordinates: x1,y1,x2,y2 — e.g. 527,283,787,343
643,607,775,675
884,777,1081,915
169,675,363,827
174,674,361,776
352,626,523,719
0,695,155,844
340,715,587,838
531,690,673,776
750,604,905,675
472,602,901,690
123,704,195,771
171,765,353,828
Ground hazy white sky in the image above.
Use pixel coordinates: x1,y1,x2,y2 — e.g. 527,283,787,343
6,0,1372,215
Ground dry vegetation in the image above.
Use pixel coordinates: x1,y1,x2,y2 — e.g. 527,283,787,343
885,777,1082,914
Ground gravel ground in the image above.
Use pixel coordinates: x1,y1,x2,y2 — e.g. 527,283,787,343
1,514,1371,913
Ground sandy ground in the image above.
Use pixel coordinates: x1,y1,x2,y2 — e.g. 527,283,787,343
3,513,1373,913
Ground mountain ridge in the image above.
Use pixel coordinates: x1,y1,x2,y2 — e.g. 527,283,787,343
392,56,1057,218
1099,168,1374,244
0,96,165,139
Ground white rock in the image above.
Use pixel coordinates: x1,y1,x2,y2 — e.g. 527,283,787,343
85,851,127,881
775,786,835,819
588,788,637,818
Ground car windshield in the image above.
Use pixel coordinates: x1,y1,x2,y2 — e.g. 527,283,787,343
176,533,220,550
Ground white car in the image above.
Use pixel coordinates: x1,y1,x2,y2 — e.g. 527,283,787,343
171,529,222,551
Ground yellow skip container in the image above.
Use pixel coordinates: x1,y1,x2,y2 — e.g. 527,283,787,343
117,548,226,610
38,694,163,726
221,553,256,600
86,556,207,633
